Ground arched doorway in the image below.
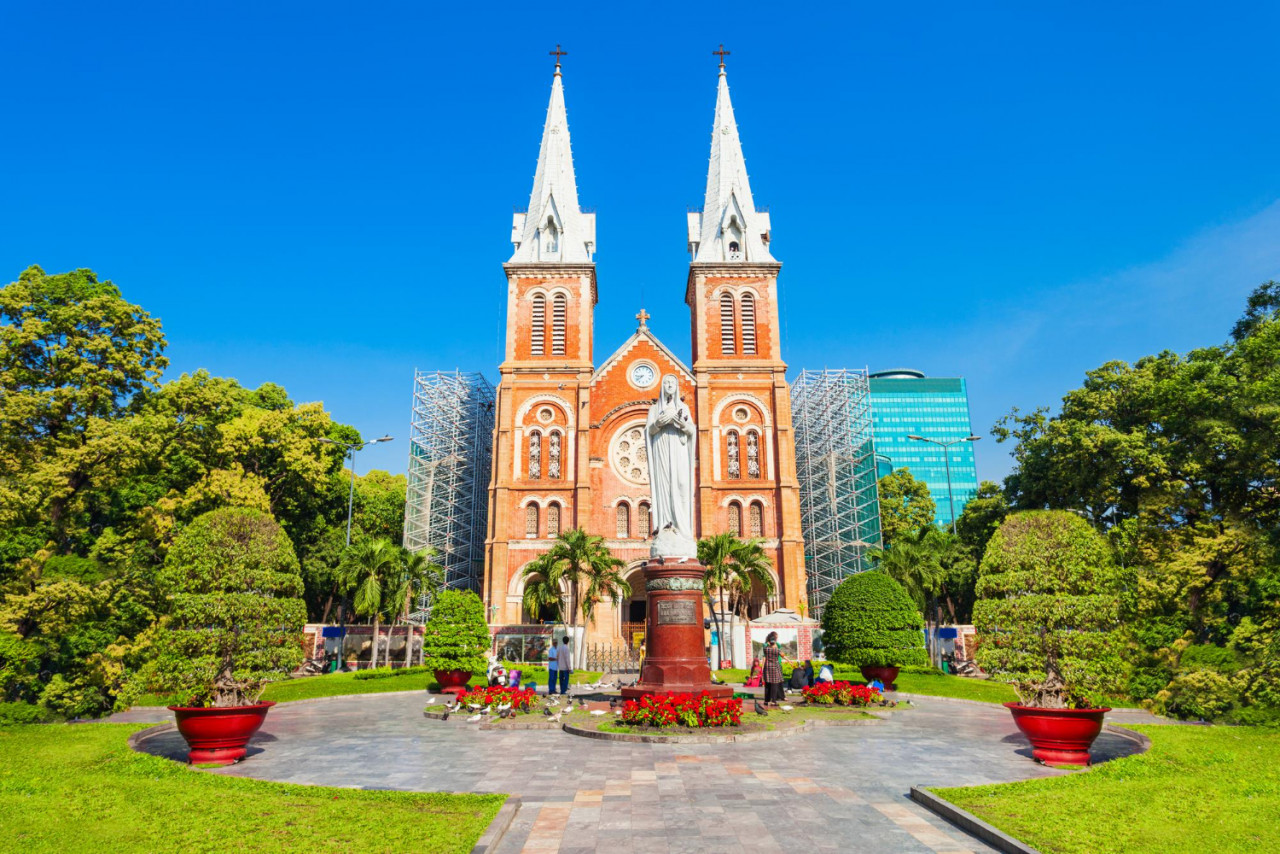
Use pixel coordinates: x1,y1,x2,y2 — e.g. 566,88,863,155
621,563,647,646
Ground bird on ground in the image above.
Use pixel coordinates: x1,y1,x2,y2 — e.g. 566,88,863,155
543,707,554,717
426,697,436,705
441,710,450,722
499,708,514,719
468,703,482,711
590,710,606,716
754,701,768,716
579,698,588,710
467,714,482,723
496,703,512,713
781,705,794,711
547,711,562,723
609,698,619,711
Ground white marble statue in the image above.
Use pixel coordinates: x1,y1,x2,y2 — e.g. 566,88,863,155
645,374,698,559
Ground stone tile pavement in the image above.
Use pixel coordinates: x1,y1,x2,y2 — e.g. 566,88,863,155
133,692,1145,853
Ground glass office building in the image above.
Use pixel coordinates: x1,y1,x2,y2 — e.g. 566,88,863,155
868,369,978,529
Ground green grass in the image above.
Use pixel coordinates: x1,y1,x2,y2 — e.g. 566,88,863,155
713,664,1021,704
134,668,604,706
0,723,503,853
934,725,1280,854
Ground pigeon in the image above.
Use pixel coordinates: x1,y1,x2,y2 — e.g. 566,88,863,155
754,700,768,716
613,710,622,715
468,703,482,711
426,697,436,705
441,710,450,722
445,700,460,713
496,703,512,713
579,698,588,710
548,711,563,723
609,698,619,711
543,706,554,717
590,710,606,716
781,704,794,711
499,708,514,719
467,714,482,723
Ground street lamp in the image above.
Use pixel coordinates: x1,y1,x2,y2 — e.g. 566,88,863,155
318,435,394,547
906,433,980,534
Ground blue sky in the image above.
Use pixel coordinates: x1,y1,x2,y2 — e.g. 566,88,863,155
3,2,1278,483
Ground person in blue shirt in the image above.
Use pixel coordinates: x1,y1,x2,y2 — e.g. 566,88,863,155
546,637,559,695
557,634,572,695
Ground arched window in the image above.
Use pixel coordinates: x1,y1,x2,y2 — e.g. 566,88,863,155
547,502,561,537
543,216,558,255
525,504,539,537
528,430,542,479
548,432,562,479
740,293,756,355
746,431,761,478
726,430,741,479
719,292,736,354
749,501,764,538
551,294,567,356
616,502,630,538
728,240,740,257
530,294,546,356
728,501,742,537
638,502,651,537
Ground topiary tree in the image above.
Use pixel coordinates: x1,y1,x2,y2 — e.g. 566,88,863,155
820,571,927,668
973,510,1126,709
151,507,306,707
422,589,490,675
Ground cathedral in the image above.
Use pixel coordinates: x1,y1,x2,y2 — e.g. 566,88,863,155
483,55,807,643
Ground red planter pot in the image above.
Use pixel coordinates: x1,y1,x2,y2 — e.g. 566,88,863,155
434,669,473,696
1005,702,1110,767
859,665,900,690
168,701,275,766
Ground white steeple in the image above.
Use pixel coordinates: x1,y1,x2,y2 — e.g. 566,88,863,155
687,58,773,264
510,55,595,264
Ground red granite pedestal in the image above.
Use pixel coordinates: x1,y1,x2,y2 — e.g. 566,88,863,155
621,558,733,700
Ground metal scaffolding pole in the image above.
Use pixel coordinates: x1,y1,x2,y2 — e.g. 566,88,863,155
790,368,883,620
403,370,495,616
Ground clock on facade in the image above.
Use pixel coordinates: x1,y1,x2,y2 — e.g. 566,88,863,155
630,363,656,388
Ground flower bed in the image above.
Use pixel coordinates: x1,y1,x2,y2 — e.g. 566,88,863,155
801,681,883,706
455,685,537,712
620,692,743,728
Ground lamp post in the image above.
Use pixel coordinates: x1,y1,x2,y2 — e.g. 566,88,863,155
318,435,394,546
906,433,980,535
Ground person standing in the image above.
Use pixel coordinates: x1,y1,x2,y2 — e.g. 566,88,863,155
546,637,559,695
558,633,572,695
762,631,791,706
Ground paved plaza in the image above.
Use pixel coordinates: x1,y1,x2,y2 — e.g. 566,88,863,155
130,692,1149,853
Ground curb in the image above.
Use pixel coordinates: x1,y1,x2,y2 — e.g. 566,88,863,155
471,796,520,854
127,721,176,751
892,691,1002,708
910,787,1041,854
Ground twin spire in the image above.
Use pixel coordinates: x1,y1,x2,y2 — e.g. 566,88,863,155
509,49,771,265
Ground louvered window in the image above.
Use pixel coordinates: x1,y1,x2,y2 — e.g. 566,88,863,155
525,504,539,537
638,502,651,537
728,502,742,537
531,294,546,356
741,293,756,354
616,503,630,538
528,431,542,479
552,294,567,356
720,292,736,354
547,503,561,537
749,502,764,538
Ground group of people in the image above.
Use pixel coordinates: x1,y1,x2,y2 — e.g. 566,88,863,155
485,634,574,694
743,631,834,706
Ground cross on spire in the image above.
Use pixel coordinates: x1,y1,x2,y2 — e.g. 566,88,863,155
635,308,650,328
713,44,730,68
550,44,567,70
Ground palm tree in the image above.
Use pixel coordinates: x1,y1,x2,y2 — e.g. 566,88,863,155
698,534,776,663
729,537,775,620
388,547,445,668
521,528,627,631
868,526,946,613
339,538,400,669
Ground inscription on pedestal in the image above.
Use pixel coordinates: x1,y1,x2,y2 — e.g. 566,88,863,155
656,599,697,626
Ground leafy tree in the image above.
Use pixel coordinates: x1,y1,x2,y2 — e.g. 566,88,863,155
520,529,628,630
867,529,944,613
422,590,490,675
974,511,1126,709
955,481,1010,560
697,534,776,661
389,549,445,668
820,571,927,668
339,539,401,669
147,508,305,707
877,469,936,547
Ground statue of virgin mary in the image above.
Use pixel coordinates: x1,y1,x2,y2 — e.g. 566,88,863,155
644,374,697,559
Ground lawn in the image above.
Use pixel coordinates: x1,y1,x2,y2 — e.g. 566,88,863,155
135,667,605,706
0,723,503,854
934,725,1280,854
712,664,1021,704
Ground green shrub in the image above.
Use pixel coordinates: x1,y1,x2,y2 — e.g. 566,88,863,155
820,571,927,668
0,701,55,725
147,508,307,707
352,665,431,681
973,511,1125,709
1156,669,1238,721
422,590,490,674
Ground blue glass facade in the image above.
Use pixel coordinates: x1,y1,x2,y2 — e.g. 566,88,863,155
868,370,979,529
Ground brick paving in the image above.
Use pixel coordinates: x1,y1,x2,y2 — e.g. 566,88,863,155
132,692,1146,853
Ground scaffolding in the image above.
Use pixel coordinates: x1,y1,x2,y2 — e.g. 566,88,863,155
790,368,883,619
403,370,495,610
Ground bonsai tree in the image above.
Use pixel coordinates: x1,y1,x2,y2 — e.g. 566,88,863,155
151,507,306,707
422,589,490,675
973,510,1125,709
820,571,927,668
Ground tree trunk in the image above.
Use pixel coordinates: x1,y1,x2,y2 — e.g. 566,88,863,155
718,585,728,663
403,589,414,669
320,588,335,624
371,614,380,669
